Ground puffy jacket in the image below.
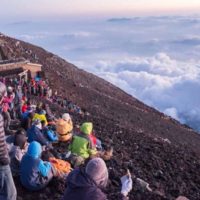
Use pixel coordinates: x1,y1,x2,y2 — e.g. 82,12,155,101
27,125,49,145
56,119,73,141
33,113,48,126
20,141,54,191
0,113,10,165
69,123,97,159
63,168,107,200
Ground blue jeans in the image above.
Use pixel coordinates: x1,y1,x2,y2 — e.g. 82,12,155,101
0,165,17,200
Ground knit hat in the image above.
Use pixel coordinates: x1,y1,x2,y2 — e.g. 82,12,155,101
14,134,27,149
62,113,70,121
86,158,108,188
80,122,93,135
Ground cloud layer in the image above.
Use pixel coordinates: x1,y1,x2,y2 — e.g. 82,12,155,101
2,16,200,131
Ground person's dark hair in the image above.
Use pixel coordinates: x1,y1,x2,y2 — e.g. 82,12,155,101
29,112,35,118
14,134,27,149
16,128,26,135
36,107,42,114
41,120,46,127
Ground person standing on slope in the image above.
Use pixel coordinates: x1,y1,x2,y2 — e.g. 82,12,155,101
0,82,17,200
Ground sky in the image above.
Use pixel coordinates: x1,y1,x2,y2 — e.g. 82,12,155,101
1,0,200,20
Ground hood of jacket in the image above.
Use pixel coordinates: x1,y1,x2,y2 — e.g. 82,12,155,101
57,118,66,126
66,168,96,189
85,158,108,188
80,122,93,135
27,141,42,158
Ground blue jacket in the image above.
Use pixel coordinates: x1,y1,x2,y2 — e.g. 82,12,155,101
27,125,49,146
42,128,58,142
20,141,54,191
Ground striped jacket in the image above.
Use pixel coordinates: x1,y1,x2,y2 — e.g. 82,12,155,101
0,113,10,165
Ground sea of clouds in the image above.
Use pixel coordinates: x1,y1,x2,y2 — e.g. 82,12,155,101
1,16,200,130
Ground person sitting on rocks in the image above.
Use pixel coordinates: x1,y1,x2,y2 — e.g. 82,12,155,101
21,111,35,131
56,113,73,142
33,103,48,126
6,128,26,144
8,134,29,176
20,141,55,191
41,120,58,142
63,157,132,200
27,119,49,146
68,122,97,167
75,125,113,161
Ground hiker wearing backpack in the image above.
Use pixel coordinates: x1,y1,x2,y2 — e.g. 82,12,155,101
0,82,17,200
63,157,132,200
20,141,55,191
32,106,48,126
56,113,73,142
68,122,97,167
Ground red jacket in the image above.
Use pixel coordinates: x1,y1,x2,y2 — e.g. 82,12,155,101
22,104,28,113
89,134,97,146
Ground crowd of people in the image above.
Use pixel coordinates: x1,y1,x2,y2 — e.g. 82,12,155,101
0,74,133,200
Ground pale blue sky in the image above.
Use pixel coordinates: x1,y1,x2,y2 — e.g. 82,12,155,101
1,0,200,20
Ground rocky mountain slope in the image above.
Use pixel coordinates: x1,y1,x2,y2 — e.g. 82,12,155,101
0,33,200,200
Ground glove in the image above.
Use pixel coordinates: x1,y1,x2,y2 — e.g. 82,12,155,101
121,175,133,197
